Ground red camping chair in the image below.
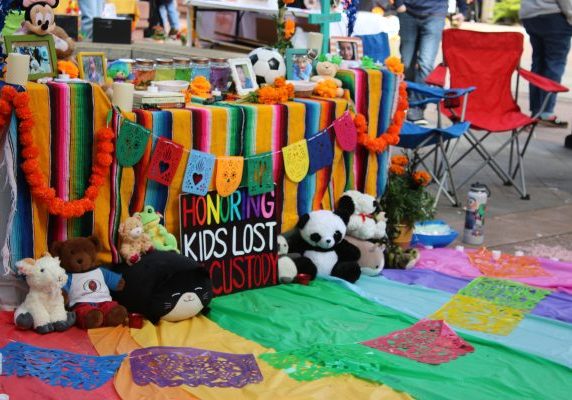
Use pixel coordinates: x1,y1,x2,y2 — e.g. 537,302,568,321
426,29,569,199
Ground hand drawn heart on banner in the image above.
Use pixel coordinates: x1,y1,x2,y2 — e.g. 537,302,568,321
333,111,358,151
182,150,216,195
147,137,184,186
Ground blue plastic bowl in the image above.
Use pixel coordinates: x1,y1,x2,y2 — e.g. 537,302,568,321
412,220,458,248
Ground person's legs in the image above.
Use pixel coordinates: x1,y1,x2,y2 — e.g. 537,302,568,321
166,0,181,32
522,17,548,116
80,0,104,39
158,4,169,31
398,12,424,121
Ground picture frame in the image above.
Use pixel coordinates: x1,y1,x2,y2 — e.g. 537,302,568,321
77,52,108,85
3,34,58,81
330,36,364,62
229,58,259,96
286,48,318,81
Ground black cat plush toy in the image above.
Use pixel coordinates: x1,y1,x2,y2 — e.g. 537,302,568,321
112,251,213,324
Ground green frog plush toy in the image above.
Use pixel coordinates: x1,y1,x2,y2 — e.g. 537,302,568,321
135,205,179,253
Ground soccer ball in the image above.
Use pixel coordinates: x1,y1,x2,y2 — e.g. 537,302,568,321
248,47,286,85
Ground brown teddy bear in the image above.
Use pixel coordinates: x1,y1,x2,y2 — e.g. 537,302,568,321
118,215,154,266
50,236,128,329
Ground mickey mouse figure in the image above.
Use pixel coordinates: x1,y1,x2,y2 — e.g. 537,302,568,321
16,0,75,60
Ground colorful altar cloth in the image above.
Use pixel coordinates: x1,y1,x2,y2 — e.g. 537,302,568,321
3,68,397,268
416,248,572,295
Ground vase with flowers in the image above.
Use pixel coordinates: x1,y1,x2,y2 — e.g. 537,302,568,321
380,154,435,248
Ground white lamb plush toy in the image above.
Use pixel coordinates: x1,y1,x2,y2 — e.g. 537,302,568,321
14,254,76,334
337,190,387,241
277,235,298,283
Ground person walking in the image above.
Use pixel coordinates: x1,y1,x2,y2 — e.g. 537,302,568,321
394,0,467,125
157,0,181,37
520,0,572,128
78,0,104,40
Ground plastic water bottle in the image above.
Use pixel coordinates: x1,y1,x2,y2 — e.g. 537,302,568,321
463,183,490,245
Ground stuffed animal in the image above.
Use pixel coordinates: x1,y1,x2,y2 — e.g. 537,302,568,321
112,251,213,324
135,205,179,253
50,236,128,329
337,190,387,241
277,235,298,283
385,245,420,270
310,55,344,97
289,209,361,283
118,215,154,266
14,254,76,334
345,236,385,276
17,1,76,61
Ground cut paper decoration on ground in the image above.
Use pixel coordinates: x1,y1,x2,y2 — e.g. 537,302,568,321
215,156,244,197
116,119,151,167
147,137,185,186
361,319,474,365
430,294,524,336
333,111,357,151
129,346,263,388
247,152,274,196
282,139,309,183
467,248,550,278
459,277,551,311
260,351,339,382
182,150,216,195
0,342,125,390
307,131,334,174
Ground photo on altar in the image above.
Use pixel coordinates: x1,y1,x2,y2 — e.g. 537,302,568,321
330,36,363,62
229,58,259,96
78,52,108,85
4,34,57,80
286,48,318,81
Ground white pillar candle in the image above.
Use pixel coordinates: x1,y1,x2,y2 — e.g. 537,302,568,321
112,82,134,112
492,250,501,260
307,32,324,53
455,245,464,252
5,53,30,86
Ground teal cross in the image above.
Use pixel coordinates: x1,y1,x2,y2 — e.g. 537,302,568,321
308,1,341,55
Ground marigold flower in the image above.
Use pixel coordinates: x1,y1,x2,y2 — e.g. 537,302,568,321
314,79,339,98
413,170,432,186
389,164,405,175
385,56,405,75
391,154,409,166
258,86,279,104
282,0,295,5
284,19,295,40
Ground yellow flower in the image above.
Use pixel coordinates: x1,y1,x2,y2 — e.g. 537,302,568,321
385,56,404,75
391,154,409,166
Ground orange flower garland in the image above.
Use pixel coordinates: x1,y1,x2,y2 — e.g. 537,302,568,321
355,79,407,153
0,85,114,219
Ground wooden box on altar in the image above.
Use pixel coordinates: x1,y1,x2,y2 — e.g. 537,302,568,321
93,17,132,44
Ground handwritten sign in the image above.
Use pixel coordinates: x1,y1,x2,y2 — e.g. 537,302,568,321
179,188,280,296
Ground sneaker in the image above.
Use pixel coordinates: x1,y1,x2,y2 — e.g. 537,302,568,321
168,28,179,37
537,116,569,128
413,118,429,126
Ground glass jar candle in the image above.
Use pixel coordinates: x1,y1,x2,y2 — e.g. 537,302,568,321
155,58,176,81
173,57,191,81
190,57,210,80
209,57,231,93
132,59,156,90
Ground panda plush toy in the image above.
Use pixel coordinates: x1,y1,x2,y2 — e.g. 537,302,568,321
289,209,362,283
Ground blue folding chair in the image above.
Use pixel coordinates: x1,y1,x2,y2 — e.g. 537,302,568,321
357,32,391,63
399,82,474,206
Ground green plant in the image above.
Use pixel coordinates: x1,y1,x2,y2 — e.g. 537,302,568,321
493,0,520,24
380,154,435,240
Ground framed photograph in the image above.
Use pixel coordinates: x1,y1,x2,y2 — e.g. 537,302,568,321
3,34,57,80
77,52,108,85
229,58,259,96
286,49,317,81
330,36,364,62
